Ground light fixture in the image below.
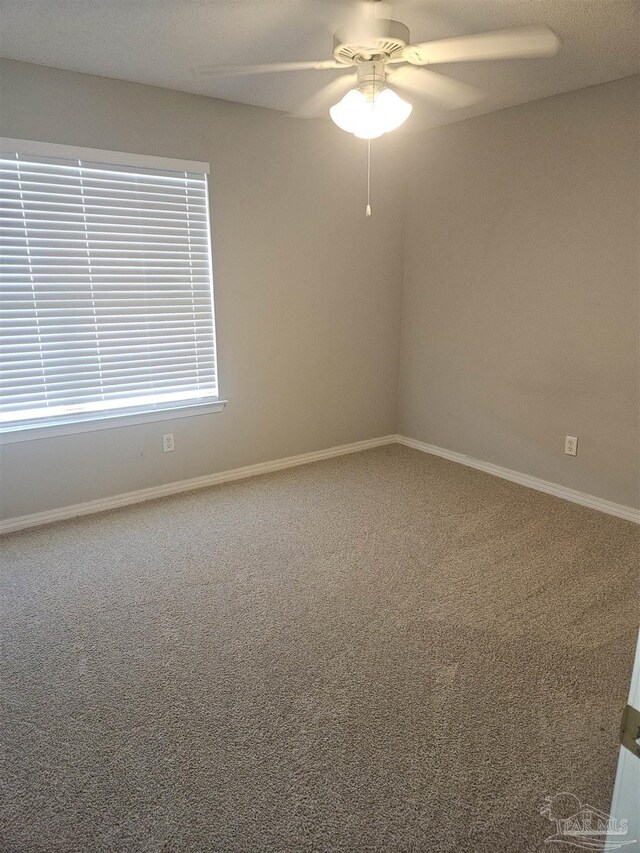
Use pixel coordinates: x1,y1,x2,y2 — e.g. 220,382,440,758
330,87,412,139
329,60,412,215
329,60,412,139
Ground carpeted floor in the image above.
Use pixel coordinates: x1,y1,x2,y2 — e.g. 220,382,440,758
1,445,638,852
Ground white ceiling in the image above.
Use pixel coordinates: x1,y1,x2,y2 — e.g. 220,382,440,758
0,0,638,130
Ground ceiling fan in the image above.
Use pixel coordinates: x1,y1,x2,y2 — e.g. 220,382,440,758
192,0,561,140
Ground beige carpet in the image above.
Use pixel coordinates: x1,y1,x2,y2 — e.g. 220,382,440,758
1,445,638,852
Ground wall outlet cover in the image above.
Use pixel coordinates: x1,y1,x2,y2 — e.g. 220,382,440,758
565,435,578,456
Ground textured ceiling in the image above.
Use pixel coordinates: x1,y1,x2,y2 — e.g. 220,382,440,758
0,0,638,130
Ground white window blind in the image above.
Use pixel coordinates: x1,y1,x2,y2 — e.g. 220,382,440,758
0,139,219,434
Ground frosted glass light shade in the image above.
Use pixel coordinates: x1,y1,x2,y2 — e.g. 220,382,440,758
329,87,412,139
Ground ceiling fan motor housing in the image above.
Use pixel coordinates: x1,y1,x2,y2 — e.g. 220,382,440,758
332,19,410,66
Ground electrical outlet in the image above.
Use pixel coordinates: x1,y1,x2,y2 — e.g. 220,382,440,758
564,435,578,456
162,433,175,453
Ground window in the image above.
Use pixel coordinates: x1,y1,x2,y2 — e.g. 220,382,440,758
0,138,223,441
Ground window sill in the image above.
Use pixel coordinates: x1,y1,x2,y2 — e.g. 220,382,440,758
0,400,227,445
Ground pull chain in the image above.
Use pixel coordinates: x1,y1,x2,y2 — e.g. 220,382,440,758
365,138,372,217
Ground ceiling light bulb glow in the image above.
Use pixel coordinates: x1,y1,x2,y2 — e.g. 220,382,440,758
329,87,412,139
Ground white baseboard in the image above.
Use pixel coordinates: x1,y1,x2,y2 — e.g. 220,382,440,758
396,435,640,524
0,435,397,534
3,432,637,533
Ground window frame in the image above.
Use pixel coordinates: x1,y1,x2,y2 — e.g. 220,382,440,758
0,138,226,444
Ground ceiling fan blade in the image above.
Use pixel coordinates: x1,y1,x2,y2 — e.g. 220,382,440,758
404,25,560,66
192,59,344,79
388,66,484,109
295,73,357,117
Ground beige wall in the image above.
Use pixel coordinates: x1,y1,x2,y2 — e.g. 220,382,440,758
1,63,638,520
399,76,640,508
0,59,407,518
